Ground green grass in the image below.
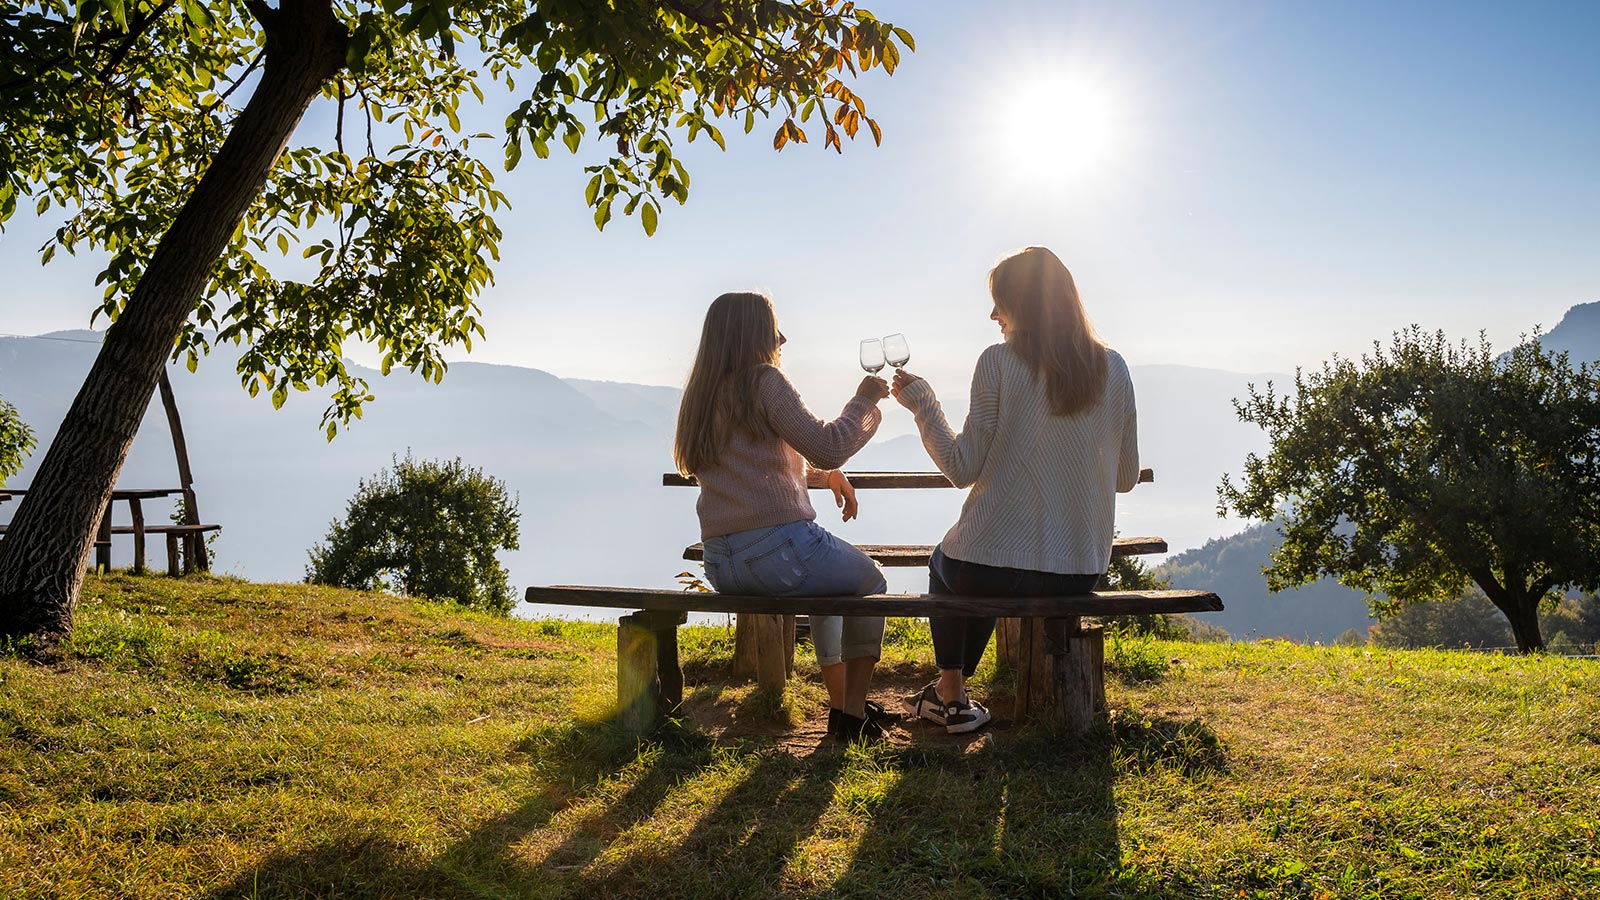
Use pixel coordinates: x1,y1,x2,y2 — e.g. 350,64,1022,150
2,574,1598,899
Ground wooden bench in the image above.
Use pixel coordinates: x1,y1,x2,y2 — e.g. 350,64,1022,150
524,585,1222,736
0,521,219,575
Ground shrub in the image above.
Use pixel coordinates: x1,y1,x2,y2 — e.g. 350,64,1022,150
307,453,520,614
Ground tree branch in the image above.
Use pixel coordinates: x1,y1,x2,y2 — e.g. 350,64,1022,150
656,0,726,27
96,0,178,84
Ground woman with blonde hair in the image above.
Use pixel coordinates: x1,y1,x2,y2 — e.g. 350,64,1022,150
675,291,893,742
891,247,1140,733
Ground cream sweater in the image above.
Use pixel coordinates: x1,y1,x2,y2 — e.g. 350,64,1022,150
694,366,882,539
896,343,1139,574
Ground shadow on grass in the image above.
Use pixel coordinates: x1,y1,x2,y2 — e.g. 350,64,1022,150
199,718,719,900
200,706,1224,899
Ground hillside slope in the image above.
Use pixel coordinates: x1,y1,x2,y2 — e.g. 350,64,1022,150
1155,521,1379,642
2,575,1597,899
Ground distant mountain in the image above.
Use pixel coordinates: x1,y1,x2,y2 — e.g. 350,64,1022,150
1154,521,1378,643
1539,300,1600,365
10,301,1593,634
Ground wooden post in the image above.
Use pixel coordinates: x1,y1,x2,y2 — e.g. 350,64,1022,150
1011,615,1104,733
753,613,788,694
732,614,759,680
617,613,661,734
1045,620,1106,735
129,499,146,574
166,533,181,577
94,499,113,572
158,370,208,572
994,617,1022,678
782,614,797,677
644,610,687,713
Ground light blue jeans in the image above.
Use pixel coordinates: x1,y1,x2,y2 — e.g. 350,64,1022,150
702,520,887,667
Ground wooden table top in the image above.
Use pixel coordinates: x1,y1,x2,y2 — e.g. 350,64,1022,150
0,487,183,503
664,469,1154,489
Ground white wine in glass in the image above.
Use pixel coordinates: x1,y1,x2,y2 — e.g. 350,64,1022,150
859,338,886,374
883,333,910,368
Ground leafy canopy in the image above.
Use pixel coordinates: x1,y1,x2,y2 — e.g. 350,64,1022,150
1,0,912,435
306,453,520,614
1219,327,1600,651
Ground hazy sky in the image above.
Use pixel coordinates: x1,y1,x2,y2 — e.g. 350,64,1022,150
3,0,1597,430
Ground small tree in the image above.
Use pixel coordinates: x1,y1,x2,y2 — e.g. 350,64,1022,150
1220,328,1600,653
308,454,520,614
0,399,34,488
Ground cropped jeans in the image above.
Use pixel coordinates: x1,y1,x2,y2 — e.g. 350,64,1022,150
702,520,887,667
928,545,1100,677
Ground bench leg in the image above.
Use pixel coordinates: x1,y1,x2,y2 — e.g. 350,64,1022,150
1045,618,1106,736
732,613,793,688
618,613,660,734
95,500,112,573
617,610,689,734
166,534,181,577
733,614,759,680
783,614,797,678
129,499,146,574
753,613,788,694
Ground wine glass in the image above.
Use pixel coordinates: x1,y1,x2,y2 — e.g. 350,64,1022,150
859,338,886,374
882,333,910,369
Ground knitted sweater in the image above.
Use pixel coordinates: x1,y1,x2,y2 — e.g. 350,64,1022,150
695,366,883,539
896,343,1139,574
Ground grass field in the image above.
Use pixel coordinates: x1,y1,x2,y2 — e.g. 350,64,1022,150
2,574,1597,899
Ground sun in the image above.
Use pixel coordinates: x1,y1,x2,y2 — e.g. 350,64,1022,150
992,73,1120,185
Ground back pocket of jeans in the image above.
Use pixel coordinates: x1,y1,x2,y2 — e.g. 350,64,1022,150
743,537,810,595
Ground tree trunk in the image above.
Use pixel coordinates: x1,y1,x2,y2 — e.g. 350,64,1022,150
1501,595,1545,654
0,0,346,643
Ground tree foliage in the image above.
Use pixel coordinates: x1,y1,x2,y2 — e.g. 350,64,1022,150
307,453,519,614
0,399,35,487
1219,327,1600,652
1,0,912,432
0,0,912,643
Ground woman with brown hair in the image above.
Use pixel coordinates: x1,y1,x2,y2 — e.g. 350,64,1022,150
890,247,1140,733
675,291,894,742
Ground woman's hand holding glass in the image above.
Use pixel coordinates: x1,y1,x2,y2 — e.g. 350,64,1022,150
825,469,859,521
857,374,890,403
890,368,924,406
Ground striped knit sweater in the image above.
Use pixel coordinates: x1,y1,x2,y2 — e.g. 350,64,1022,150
895,343,1139,575
694,365,883,539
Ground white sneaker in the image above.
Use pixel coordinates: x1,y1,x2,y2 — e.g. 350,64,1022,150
901,682,948,726
943,698,991,734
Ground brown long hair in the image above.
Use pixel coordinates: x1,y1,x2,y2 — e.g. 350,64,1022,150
673,292,783,476
989,246,1108,416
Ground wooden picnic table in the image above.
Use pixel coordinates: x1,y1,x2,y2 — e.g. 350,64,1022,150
525,466,1207,733
0,487,218,575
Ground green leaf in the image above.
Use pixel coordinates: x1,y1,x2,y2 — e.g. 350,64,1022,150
641,203,657,236
562,129,581,154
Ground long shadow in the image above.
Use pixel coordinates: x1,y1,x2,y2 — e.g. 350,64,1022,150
199,707,1226,899
830,712,1227,897
563,750,848,897
200,719,717,899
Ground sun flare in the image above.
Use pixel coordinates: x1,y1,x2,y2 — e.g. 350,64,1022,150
993,73,1119,184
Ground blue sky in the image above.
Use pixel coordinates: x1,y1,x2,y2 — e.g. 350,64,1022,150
3,0,1597,426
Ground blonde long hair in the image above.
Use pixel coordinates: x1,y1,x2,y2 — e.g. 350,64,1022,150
990,247,1108,416
673,292,783,476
